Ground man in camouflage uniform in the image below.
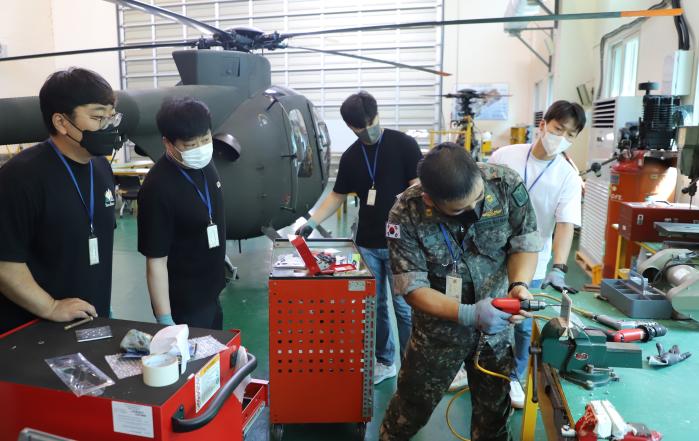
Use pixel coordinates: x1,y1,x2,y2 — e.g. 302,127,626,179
380,142,541,441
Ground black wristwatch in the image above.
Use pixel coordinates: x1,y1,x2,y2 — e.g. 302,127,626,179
508,281,528,292
553,263,569,274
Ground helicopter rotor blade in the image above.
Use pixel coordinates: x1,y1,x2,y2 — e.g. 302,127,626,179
104,0,232,41
281,8,682,39
285,45,450,77
0,41,197,63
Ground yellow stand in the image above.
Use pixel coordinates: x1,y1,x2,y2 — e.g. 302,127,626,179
520,320,540,440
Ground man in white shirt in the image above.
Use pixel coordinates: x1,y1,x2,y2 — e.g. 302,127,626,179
448,100,585,408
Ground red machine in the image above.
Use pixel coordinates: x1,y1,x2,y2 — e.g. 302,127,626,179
618,201,698,242
602,152,677,278
268,238,375,441
0,318,267,441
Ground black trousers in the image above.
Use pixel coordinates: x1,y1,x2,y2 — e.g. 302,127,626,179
172,298,223,330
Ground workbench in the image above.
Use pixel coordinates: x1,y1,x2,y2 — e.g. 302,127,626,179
522,288,699,440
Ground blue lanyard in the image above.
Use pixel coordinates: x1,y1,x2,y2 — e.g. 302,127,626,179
360,132,383,186
439,224,463,270
176,167,213,222
524,146,554,192
48,139,95,233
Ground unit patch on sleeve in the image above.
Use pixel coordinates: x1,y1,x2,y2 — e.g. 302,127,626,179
386,223,401,239
511,183,529,208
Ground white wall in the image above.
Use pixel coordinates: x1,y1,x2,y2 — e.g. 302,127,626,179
0,0,56,98
0,0,119,99
442,0,550,148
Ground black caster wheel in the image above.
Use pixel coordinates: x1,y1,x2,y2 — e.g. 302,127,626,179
270,423,284,441
353,422,367,440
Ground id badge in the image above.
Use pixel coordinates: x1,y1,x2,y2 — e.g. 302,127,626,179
207,224,220,249
88,235,99,266
367,188,377,206
446,273,462,301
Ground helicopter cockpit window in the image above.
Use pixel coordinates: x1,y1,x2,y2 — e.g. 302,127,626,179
213,133,241,162
288,109,313,177
312,107,331,149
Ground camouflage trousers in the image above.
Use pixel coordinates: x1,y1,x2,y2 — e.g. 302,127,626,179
379,327,514,441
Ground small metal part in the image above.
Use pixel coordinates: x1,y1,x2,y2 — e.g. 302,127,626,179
64,316,94,331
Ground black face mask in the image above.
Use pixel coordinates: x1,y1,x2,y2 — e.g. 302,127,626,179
65,116,124,156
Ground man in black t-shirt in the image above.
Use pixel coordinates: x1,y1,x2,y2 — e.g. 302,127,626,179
296,91,423,384
138,97,226,330
0,68,121,335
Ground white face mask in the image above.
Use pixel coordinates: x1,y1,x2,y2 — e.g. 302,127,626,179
177,142,213,169
541,124,573,156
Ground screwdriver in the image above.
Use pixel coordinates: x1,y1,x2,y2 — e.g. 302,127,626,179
491,298,549,314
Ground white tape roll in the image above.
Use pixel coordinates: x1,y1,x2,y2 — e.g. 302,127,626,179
142,353,179,387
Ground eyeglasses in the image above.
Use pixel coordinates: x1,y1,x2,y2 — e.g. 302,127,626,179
96,112,123,129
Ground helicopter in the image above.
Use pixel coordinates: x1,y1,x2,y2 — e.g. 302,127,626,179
437,88,510,160
0,1,682,240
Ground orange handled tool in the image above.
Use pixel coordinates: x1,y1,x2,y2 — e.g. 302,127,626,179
491,298,549,314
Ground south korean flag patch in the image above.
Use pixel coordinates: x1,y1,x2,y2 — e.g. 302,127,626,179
385,223,401,239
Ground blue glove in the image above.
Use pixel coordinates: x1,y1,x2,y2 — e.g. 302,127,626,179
458,298,511,334
156,314,176,326
648,343,691,367
295,219,317,238
542,268,578,294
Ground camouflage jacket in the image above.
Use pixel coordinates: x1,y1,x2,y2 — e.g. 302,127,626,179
386,163,542,342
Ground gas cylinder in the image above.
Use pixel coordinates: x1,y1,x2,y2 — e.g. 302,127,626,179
602,151,677,278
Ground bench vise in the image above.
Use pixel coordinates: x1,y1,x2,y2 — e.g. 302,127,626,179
539,316,643,389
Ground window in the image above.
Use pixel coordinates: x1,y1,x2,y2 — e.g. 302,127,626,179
606,34,639,98
288,109,313,178
546,74,554,108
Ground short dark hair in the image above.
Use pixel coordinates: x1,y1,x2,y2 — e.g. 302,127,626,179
156,97,212,142
418,142,482,203
340,91,378,129
39,67,115,134
544,100,586,133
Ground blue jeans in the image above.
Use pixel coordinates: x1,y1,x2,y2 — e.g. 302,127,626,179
512,278,542,381
358,246,412,366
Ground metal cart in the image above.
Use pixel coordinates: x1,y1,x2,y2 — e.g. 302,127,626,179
268,238,376,440
0,318,268,441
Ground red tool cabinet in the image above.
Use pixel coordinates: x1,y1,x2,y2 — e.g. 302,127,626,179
618,201,698,242
0,318,267,441
268,239,376,440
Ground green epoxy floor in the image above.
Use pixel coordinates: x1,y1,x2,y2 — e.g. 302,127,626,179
111,191,590,441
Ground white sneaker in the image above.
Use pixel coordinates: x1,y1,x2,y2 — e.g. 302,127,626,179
509,379,525,409
374,362,397,385
448,366,469,392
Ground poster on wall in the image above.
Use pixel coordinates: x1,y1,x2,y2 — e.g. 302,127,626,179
453,83,509,121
